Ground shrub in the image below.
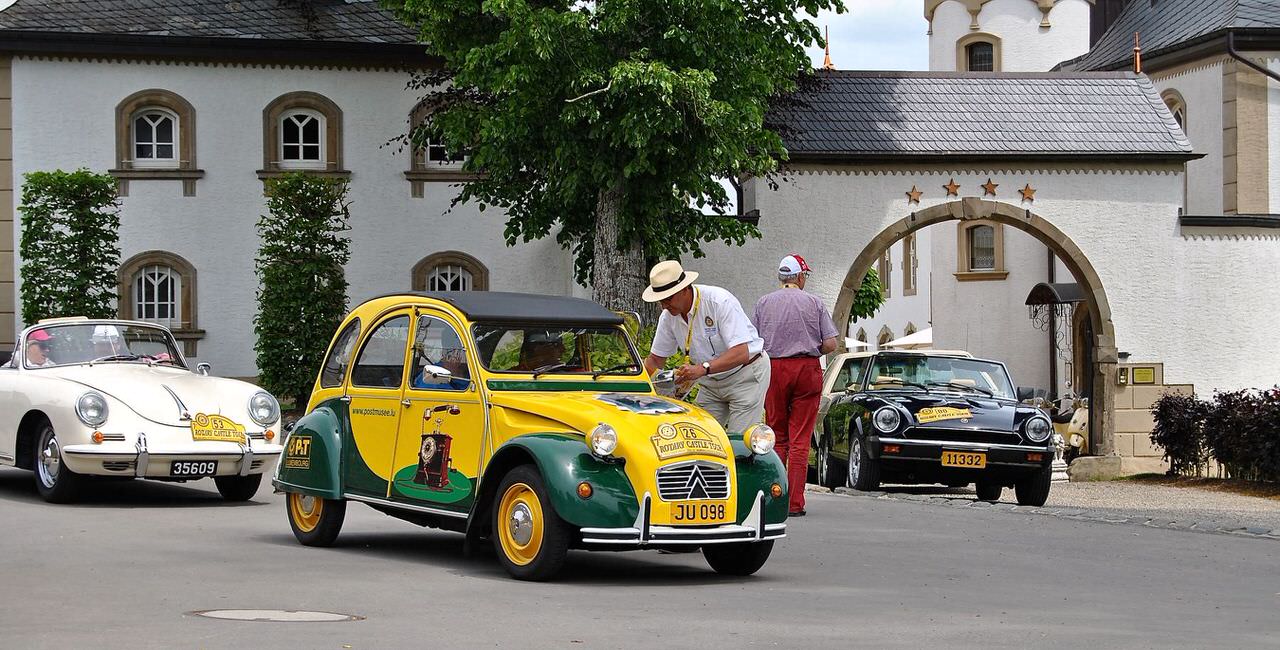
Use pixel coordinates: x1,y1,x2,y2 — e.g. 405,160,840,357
17,169,121,322
254,173,352,408
1149,392,1209,476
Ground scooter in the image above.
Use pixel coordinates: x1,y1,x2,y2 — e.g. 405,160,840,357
1047,392,1089,462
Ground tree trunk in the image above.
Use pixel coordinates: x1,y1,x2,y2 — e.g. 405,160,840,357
591,182,658,325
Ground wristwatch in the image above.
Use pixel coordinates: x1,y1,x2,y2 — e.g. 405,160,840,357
702,361,712,376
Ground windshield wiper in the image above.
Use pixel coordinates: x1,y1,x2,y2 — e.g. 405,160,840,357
592,363,639,379
874,377,929,392
531,363,573,378
928,381,994,397
90,354,141,364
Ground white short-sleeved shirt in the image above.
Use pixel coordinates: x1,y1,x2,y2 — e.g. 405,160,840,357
651,284,765,378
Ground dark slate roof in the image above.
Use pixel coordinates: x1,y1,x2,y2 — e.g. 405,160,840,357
1059,0,1280,72
0,0,417,44
774,71,1195,161
369,292,625,326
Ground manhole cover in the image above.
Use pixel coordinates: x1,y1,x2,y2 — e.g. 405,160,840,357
190,609,363,623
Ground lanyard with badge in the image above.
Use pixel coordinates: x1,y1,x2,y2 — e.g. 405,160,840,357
681,286,701,355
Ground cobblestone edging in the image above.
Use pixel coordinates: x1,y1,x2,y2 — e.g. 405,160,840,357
823,486,1280,542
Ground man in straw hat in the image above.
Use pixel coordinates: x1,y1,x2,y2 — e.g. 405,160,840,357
642,260,769,434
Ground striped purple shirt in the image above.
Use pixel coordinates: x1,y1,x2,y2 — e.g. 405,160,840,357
753,287,839,358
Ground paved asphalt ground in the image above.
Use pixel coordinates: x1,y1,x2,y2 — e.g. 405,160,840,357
1,468,1276,649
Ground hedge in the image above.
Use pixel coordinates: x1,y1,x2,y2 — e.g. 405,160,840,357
1150,387,1280,482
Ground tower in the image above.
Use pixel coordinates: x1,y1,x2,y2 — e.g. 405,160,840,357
924,0,1093,72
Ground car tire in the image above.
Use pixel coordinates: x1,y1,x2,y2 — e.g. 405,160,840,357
849,437,880,491
1014,466,1052,507
975,480,1002,503
214,474,263,502
286,492,346,547
493,465,572,581
703,540,774,576
817,438,844,488
33,422,85,504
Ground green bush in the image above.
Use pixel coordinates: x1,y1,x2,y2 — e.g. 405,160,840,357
254,173,352,408
1152,387,1280,482
17,169,120,322
1149,392,1209,476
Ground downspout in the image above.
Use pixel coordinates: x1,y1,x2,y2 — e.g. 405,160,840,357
1227,31,1280,83
1047,249,1057,399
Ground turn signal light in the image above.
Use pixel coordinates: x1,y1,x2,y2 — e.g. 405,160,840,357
577,482,593,499
265,430,275,442
1027,452,1044,462
770,483,783,498
91,431,104,444
883,444,901,454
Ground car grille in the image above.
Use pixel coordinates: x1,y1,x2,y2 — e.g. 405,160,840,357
906,427,1025,446
656,460,730,501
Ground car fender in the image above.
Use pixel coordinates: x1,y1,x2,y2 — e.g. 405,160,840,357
469,433,638,533
273,399,344,500
729,439,789,525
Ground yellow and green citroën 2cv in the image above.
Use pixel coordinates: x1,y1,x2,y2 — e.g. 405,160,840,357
274,292,788,580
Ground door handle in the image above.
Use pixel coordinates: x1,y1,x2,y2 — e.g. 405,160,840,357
401,399,412,408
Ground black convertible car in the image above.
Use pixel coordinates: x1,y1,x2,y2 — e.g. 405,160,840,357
811,349,1054,506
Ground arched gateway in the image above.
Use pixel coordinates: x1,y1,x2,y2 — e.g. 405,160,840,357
833,198,1119,455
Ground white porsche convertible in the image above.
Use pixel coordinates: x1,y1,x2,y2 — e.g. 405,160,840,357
0,318,284,503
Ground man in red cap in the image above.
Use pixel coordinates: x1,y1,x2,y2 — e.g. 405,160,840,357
754,254,838,516
24,329,57,368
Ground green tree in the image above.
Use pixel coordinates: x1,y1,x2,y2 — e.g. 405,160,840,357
17,169,121,323
255,173,352,408
845,268,885,341
385,0,844,314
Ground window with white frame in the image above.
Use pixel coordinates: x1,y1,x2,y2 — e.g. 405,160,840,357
422,134,467,168
279,110,326,169
967,225,996,271
427,264,474,291
132,264,182,327
131,109,179,169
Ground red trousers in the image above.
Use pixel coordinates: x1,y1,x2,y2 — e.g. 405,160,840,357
765,356,823,513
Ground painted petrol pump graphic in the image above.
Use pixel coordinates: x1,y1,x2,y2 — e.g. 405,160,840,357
391,404,472,504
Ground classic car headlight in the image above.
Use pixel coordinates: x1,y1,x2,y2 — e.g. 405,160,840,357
744,423,776,455
588,423,618,456
873,407,901,433
248,391,280,426
1024,415,1052,443
76,392,109,427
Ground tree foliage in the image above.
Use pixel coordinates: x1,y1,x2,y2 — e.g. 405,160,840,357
17,169,121,323
384,0,844,308
850,268,884,321
255,174,352,407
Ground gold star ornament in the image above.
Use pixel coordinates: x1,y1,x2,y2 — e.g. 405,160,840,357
906,185,923,204
981,178,999,196
943,178,960,196
1019,183,1036,202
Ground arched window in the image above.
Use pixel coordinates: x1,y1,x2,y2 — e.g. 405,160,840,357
405,100,480,196
260,92,346,179
856,328,868,343
956,33,1002,72
118,251,204,355
279,109,326,169
412,251,490,292
1161,89,1186,131
131,108,179,169
904,322,918,336
956,220,1007,281
113,89,202,196
877,326,894,349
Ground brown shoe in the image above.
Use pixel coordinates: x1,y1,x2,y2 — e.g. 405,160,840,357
789,509,806,517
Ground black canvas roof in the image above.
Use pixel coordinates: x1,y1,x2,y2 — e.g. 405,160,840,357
773,70,1196,162
369,292,625,326
1058,0,1280,72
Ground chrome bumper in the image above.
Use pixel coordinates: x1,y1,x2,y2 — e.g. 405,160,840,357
580,491,786,546
63,433,282,477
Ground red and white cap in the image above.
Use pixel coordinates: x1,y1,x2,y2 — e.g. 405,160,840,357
778,254,811,276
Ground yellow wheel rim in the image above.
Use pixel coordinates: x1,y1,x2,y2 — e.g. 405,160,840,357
289,493,323,533
497,482,544,566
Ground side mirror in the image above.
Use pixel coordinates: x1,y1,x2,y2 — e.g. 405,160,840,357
196,362,212,376
1016,386,1035,402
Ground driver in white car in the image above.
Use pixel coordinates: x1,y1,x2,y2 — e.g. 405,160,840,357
24,329,57,368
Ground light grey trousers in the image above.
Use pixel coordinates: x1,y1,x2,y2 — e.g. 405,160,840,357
694,352,771,434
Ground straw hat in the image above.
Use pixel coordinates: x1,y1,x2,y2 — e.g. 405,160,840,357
642,260,699,302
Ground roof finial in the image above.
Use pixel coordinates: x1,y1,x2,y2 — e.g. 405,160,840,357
1133,31,1142,74
822,25,835,70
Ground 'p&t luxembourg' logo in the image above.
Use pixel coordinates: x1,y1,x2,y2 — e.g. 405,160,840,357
285,434,312,469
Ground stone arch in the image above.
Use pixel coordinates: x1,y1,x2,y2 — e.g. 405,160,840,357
832,198,1119,455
